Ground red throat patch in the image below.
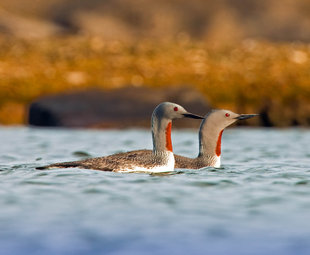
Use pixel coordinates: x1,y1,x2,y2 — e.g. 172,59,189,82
215,130,224,156
165,122,173,152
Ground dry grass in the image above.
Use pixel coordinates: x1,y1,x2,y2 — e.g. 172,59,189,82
1,36,310,126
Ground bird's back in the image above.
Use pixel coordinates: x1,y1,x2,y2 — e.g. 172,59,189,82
37,149,172,172
174,154,202,169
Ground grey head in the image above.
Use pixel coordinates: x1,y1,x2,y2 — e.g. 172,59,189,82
198,109,258,161
201,109,258,132
152,102,204,122
152,102,203,153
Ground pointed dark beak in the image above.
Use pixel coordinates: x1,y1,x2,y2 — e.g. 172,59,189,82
183,113,204,119
234,114,259,120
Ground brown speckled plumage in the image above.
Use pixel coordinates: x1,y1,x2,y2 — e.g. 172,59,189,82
174,154,219,169
37,150,171,171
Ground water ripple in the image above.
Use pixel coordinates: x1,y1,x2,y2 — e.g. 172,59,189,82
1,127,310,255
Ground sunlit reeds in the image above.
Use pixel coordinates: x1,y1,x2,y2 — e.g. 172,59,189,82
0,36,309,125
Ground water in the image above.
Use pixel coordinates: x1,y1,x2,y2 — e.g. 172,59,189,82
1,127,310,255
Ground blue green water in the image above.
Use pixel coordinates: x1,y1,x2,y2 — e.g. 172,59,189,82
1,127,310,255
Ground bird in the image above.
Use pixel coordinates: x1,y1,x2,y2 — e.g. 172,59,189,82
36,102,203,173
174,109,258,169
55,109,256,170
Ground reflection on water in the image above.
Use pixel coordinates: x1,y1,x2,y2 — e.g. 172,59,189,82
0,127,310,255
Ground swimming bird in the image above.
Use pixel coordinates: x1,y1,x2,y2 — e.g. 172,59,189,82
36,102,203,173
63,109,256,170
174,109,258,168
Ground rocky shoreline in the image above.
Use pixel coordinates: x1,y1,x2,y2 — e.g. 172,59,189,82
28,87,212,129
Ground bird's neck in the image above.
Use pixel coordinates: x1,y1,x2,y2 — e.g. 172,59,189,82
152,115,173,154
198,121,223,161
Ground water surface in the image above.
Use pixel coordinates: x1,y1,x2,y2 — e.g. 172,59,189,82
1,127,310,255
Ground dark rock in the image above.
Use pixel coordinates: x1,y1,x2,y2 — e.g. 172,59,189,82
259,107,273,127
258,100,274,127
28,102,62,126
28,86,211,128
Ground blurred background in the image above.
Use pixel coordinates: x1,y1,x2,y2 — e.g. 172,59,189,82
1,0,310,127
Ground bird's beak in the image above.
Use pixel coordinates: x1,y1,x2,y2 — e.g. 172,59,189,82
183,113,204,119
234,114,259,120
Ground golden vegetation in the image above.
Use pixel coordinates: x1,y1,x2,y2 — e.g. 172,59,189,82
1,36,310,126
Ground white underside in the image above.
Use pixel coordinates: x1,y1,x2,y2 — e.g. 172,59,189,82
117,151,175,173
214,156,221,168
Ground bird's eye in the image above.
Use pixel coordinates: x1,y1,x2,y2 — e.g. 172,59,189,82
174,107,178,111
225,113,230,117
